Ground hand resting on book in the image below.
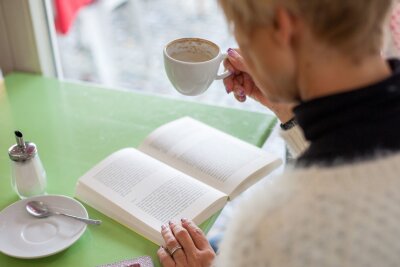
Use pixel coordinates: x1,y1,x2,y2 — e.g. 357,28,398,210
158,219,215,267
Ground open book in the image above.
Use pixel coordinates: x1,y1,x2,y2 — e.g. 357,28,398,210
75,117,281,244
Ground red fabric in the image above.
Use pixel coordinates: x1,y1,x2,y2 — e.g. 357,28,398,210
54,0,93,35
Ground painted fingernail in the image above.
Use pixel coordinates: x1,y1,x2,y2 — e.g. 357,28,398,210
238,95,246,102
238,89,246,97
181,218,188,223
227,48,238,58
226,86,232,94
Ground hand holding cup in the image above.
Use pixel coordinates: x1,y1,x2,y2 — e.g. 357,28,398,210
223,48,296,122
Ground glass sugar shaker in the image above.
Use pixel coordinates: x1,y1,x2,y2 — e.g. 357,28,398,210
8,131,47,199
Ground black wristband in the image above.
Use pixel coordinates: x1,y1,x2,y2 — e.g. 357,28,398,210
280,117,297,130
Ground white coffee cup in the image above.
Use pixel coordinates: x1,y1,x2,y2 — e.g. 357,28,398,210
163,38,231,96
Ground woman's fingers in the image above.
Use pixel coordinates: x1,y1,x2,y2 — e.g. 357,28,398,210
223,75,235,93
233,84,247,102
159,219,216,266
242,73,255,94
223,58,235,72
235,74,244,85
169,221,197,258
181,219,212,251
232,75,247,102
224,74,244,94
157,246,176,267
223,48,253,102
223,58,239,93
227,48,248,72
161,224,187,265
223,47,249,95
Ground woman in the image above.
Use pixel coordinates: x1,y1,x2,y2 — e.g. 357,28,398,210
158,0,400,266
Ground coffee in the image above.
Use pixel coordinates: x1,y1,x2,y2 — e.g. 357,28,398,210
170,51,214,63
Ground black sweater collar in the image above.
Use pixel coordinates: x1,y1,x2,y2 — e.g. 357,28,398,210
294,59,400,166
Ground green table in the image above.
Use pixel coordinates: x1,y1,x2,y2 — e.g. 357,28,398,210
0,73,277,266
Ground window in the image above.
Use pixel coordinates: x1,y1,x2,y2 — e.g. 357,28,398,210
52,0,264,111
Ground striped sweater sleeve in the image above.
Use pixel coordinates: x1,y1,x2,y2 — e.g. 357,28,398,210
279,125,309,158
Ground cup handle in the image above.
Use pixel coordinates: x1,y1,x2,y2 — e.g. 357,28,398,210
215,53,232,80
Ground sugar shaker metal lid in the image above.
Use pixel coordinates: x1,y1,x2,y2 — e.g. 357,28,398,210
8,131,37,162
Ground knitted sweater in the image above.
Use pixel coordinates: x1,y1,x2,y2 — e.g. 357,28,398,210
215,151,400,267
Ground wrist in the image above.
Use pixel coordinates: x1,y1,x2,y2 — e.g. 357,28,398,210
280,117,297,130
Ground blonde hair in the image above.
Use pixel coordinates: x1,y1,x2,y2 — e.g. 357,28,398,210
219,0,394,57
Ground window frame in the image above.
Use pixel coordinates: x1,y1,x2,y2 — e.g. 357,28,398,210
0,0,61,78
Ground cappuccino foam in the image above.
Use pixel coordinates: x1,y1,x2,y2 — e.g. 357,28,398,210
170,51,214,62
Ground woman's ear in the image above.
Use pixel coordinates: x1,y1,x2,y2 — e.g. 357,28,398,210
272,7,296,47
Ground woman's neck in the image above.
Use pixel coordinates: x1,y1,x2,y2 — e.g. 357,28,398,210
298,51,391,101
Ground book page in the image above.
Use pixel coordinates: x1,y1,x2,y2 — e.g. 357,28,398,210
139,117,282,198
75,148,227,245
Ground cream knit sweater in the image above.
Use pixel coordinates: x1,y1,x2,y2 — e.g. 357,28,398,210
215,125,400,267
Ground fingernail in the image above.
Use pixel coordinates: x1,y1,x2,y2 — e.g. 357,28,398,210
238,95,246,102
234,86,244,95
181,218,188,223
227,48,238,58
238,89,246,97
226,86,232,94
161,224,167,230
168,221,174,226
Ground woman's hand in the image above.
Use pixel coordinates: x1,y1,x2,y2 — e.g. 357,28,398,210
157,219,215,267
224,48,296,123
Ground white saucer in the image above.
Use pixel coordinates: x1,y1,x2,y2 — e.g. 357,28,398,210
0,195,88,259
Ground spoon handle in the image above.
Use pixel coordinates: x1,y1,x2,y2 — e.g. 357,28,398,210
55,212,102,225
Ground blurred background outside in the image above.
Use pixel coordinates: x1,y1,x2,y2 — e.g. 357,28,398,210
54,0,268,112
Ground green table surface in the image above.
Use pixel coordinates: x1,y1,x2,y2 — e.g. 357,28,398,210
0,73,277,266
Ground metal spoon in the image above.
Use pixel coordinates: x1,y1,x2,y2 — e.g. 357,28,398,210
26,201,102,225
